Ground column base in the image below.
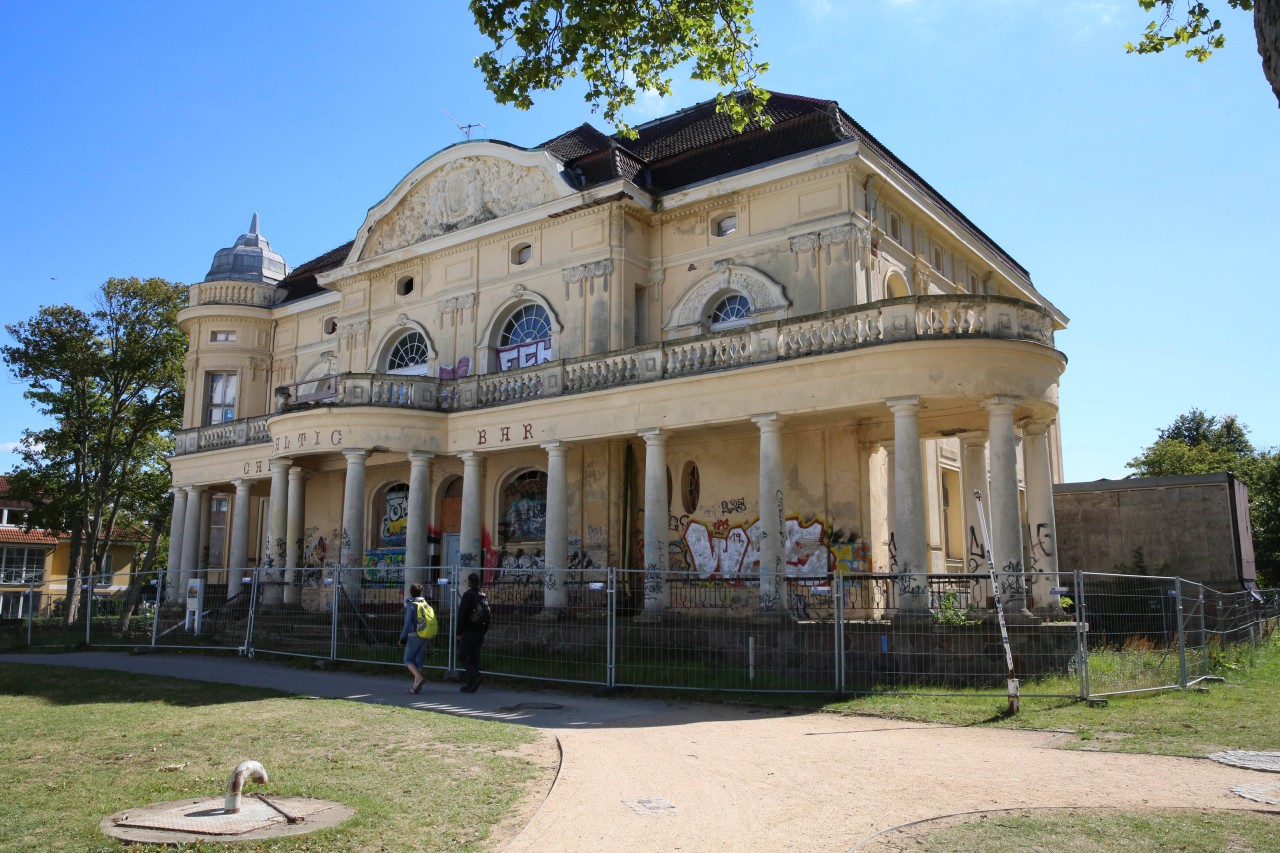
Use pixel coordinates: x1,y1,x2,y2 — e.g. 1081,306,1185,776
996,608,1040,626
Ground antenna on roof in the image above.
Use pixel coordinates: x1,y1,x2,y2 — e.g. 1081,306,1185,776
441,108,485,141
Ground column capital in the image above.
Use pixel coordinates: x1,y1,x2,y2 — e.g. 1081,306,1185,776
288,466,307,481
184,484,206,495
541,440,568,455
270,457,293,472
751,412,783,430
407,450,435,464
342,448,369,464
982,395,1022,415
1022,420,1051,436
886,395,920,414
458,450,483,463
232,478,252,491
639,428,666,445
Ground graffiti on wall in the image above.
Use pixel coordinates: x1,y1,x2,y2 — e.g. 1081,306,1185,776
680,516,841,579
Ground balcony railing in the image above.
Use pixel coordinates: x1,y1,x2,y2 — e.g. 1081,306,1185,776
173,295,1056,456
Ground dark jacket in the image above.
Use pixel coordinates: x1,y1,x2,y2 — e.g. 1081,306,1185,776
457,588,489,636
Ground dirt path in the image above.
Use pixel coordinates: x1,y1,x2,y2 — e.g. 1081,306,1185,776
502,705,1280,852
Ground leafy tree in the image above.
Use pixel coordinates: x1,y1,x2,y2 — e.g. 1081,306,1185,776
3,278,186,625
1128,409,1279,586
469,0,769,136
1127,0,1280,106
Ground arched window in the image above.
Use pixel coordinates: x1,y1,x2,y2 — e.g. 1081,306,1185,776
497,304,552,371
386,331,431,374
500,470,548,544
378,483,409,547
710,293,751,329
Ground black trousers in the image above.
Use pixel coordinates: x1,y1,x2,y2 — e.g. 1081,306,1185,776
458,631,485,686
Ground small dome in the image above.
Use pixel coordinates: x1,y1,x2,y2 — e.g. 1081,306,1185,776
204,214,289,284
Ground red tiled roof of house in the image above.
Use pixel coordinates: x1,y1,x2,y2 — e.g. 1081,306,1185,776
0,527,58,547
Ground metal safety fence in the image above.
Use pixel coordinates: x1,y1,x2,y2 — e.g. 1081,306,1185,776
3,566,1277,701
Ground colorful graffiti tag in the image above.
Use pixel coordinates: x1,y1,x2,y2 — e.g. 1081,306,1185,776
680,516,847,578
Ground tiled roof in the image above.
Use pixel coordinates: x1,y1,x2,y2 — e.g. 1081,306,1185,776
277,240,354,304
542,123,618,162
0,527,57,547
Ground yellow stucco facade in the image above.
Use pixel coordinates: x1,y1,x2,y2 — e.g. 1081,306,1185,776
168,94,1068,618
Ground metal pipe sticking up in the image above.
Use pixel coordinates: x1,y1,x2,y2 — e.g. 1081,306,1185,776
224,760,268,814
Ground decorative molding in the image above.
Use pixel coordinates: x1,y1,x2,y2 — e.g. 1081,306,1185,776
789,233,820,271
562,259,613,299
362,156,559,259
664,264,790,331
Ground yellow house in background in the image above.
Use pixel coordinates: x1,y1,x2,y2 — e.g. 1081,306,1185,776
0,477,143,618
166,92,1069,622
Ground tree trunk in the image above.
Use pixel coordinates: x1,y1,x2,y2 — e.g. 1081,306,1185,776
62,525,83,626
118,527,160,636
1258,0,1280,106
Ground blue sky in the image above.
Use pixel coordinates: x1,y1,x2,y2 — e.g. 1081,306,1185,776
1,1,1276,481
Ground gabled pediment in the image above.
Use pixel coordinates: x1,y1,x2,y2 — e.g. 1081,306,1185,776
352,143,575,262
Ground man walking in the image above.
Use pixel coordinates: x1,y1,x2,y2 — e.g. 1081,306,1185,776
456,572,490,693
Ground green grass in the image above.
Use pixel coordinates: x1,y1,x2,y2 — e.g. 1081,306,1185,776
820,635,1280,757
857,809,1280,852
0,664,549,853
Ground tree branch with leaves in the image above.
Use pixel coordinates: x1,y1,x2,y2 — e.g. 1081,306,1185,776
1127,0,1279,106
470,0,770,137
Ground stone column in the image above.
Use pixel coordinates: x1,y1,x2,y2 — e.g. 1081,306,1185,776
882,441,896,578
339,449,369,602
458,451,484,572
753,414,786,616
542,441,569,617
984,396,1031,619
283,466,306,605
228,479,252,594
262,458,291,606
887,397,929,613
640,429,669,618
959,432,992,607
1022,421,1062,614
404,451,434,591
179,485,204,593
165,487,188,603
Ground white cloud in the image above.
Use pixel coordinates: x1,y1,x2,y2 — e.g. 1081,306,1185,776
0,441,22,454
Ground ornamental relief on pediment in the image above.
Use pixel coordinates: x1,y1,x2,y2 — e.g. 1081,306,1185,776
362,157,559,260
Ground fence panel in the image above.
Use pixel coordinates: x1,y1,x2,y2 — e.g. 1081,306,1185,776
612,568,837,692
329,568,451,673
469,565,610,686
1076,573,1184,696
84,569,164,648
839,573,1080,697
150,571,252,651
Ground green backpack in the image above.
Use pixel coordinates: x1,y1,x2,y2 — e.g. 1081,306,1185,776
413,599,438,639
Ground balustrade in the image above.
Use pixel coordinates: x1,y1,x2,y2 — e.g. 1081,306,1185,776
174,296,1056,455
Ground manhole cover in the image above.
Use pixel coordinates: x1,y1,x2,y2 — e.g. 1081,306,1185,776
623,797,677,815
515,702,564,710
1232,783,1280,805
102,796,353,844
1209,751,1280,773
